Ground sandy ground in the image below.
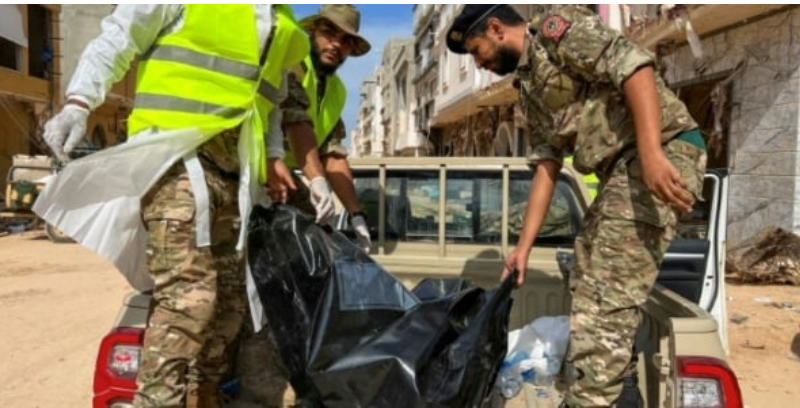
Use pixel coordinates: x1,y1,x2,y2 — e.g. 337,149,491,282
0,232,798,407
0,232,131,407
726,283,800,407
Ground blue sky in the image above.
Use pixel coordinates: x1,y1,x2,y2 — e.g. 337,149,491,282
290,5,414,147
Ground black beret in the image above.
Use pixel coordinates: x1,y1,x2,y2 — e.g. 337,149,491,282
446,5,503,54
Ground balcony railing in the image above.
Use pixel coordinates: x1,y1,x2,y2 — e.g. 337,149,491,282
414,56,438,82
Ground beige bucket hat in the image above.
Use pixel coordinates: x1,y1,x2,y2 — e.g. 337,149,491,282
299,4,372,57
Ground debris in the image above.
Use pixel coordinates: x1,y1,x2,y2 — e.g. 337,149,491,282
730,314,749,324
742,340,766,350
791,332,800,360
727,226,800,285
754,296,773,304
7,224,26,234
776,301,794,309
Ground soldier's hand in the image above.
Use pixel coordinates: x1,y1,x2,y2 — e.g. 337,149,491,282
43,102,89,162
309,177,335,224
266,158,296,204
502,246,530,288
641,152,694,213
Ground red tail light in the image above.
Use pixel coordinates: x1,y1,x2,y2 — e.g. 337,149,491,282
92,327,144,408
677,356,743,408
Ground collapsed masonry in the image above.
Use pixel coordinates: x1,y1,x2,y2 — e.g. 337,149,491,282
727,226,800,286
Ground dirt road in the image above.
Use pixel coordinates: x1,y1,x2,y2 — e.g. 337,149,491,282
0,232,798,407
0,233,130,407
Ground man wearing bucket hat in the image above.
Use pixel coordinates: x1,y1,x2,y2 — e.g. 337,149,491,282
446,5,706,407
277,4,373,252
234,6,374,406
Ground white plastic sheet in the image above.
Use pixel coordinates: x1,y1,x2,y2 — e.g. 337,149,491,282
495,315,571,398
33,128,214,291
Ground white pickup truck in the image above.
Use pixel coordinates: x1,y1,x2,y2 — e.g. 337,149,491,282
92,157,741,408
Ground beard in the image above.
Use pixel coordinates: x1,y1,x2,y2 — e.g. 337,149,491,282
491,45,521,76
311,42,345,76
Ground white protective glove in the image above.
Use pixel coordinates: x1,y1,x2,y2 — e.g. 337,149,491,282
351,212,372,252
309,176,335,225
43,103,89,161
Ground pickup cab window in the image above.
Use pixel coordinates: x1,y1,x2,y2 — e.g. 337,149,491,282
341,168,582,247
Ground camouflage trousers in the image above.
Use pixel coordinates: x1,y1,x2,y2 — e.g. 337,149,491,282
133,149,246,408
563,137,706,407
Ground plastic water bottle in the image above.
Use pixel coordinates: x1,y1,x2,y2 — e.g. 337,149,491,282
499,373,523,398
496,351,530,398
531,352,562,386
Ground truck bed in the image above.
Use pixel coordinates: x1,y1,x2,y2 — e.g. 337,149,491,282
95,160,739,408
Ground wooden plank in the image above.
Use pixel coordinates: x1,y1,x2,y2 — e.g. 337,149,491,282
0,69,49,101
635,5,794,49
41,4,61,13
0,212,37,218
51,8,61,105
19,5,29,76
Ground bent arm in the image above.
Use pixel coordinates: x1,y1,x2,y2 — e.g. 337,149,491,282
66,5,180,109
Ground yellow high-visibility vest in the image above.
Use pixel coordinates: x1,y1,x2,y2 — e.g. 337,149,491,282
284,56,346,168
565,156,598,199
127,4,309,183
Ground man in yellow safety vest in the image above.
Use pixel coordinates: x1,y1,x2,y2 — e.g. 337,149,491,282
35,5,334,407
277,4,373,252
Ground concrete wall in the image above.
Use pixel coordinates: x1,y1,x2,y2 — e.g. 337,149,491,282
59,5,115,99
379,38,414,155
60,5,133,148
663,8,800,243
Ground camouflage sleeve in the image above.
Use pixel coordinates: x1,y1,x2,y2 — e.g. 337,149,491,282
518,86,565,165
537,6,655,89
280,70,313,126
319,119,348,158
526,135,564,165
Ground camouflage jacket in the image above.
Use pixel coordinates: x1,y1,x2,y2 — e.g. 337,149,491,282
283,63,348,158
517,5,697,179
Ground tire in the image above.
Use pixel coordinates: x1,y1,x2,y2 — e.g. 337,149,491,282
46,223,74,244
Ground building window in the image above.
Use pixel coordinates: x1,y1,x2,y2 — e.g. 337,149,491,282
0,37,19,71
27,5,53,79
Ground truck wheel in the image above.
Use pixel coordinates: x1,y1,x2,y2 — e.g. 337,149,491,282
46,223,74,244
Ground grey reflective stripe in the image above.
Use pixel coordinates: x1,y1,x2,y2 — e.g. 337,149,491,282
144,44,260,81
135,93,245,118
257,80,282,103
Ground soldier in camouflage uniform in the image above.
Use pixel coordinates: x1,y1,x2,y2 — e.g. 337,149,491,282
39,5,335,407
447,5,707,407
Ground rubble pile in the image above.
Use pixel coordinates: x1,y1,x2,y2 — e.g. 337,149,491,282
727,226,800,285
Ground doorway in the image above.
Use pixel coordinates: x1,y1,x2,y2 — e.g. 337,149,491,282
671,72,733,169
